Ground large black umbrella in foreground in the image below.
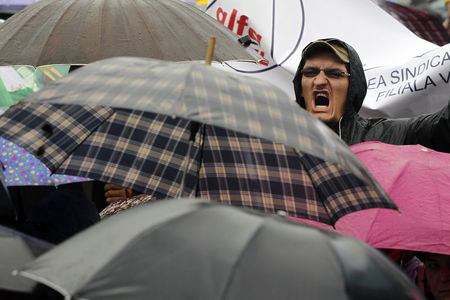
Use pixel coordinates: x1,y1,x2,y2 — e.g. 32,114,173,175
14,198,423,300
0,0,259,66
0,57,397,225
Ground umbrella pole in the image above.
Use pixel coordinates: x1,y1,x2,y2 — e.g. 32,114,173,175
205,36,216,65
178,122,201,198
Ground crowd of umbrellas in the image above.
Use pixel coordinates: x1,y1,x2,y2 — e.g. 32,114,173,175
0,0,448,299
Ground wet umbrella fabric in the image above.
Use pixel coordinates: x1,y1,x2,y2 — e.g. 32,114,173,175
0,57,397,225
0,0,258,66
15,198,423,300
336,141,450,255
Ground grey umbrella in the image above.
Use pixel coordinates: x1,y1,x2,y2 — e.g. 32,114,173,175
0,0,259,66
14,198,423,300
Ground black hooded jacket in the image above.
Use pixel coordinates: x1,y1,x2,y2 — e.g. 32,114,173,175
293,38,450,153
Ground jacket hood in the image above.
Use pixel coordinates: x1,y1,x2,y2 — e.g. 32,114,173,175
293,38,367,116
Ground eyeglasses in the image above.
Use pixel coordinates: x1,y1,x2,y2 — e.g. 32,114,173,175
301,67,350,79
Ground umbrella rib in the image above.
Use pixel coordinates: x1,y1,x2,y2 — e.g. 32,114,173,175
0,1,56,66
293,148,335,226
194,124,206,198
14,270,72,300
52,106,115,177
34,0,81,66
218,219,266,300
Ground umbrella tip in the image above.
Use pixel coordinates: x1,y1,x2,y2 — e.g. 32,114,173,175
205,36,216,65
276,210,287,216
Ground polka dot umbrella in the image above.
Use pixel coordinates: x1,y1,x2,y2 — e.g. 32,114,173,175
0,138,90,186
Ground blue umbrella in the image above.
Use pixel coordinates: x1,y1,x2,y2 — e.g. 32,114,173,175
0,137,90,186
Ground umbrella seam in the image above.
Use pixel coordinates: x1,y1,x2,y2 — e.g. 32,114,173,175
218,218,266,300
194,124,207,197
293,148,335,226
53,106,115,177
33,0,80,67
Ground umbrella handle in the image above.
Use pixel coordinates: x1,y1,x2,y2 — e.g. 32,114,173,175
205,36,216,65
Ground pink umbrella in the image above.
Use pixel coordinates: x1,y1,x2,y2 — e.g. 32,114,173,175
335,141,450,255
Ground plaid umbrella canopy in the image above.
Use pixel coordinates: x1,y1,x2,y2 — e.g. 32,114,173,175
378,0,450,46
0,57,397,225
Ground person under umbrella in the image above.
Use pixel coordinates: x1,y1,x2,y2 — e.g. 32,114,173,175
293,38,450,153
23,189,100,244
421,252,450,300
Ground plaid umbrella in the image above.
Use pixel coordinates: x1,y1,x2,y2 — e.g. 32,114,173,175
0,57,397,225
378,0,450,46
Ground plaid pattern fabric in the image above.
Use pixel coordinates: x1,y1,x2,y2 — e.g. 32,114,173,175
57,109,201,198
380,1,450,46
23,57,368,182
101,126,396,225
198,126,395,225
0,59,397,223
298,152,394,224
0,102,113,171
197,126,329,223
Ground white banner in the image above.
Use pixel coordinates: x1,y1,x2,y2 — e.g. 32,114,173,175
362,44,450,117
0,66,30,92
205,0,448,118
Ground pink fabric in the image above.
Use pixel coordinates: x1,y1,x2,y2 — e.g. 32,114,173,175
335,141,450,255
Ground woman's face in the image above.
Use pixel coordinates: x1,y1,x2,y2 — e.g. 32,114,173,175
425,253,450,300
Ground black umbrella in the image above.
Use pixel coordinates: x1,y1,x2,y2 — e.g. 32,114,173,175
0,0,259,66
15,198,423,300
